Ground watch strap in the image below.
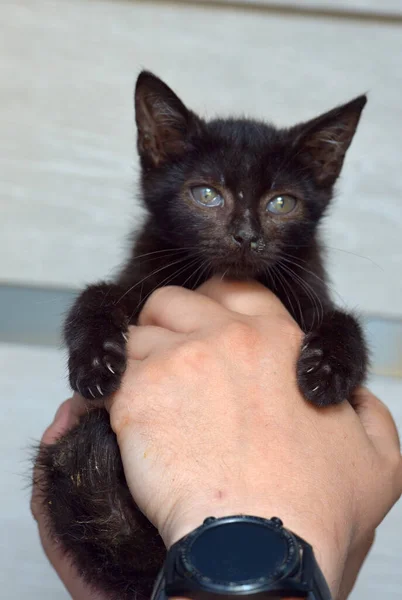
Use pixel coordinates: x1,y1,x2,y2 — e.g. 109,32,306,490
295,534,331,600
150,517,332,600
150,566,167,600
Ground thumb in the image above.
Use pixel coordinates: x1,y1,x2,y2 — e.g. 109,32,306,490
351,387,402,521
351,387,400,456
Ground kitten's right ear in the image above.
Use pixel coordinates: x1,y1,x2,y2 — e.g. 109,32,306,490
135,71,201,168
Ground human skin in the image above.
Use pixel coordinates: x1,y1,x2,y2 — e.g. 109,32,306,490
31,279,402,600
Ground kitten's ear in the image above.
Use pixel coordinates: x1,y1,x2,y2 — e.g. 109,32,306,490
135,71,201,168
293,95,367,187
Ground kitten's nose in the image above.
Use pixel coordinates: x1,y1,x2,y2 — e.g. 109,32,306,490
231,230,259,250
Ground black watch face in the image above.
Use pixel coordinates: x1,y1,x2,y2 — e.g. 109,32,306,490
180,518,297,588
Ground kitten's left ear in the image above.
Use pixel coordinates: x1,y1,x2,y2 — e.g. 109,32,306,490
135,71,202,168
293,95,367,187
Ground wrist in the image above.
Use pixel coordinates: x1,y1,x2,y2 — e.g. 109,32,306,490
161,502,348,599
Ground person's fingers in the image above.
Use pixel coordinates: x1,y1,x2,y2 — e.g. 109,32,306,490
41,395,88,445
351,387,402,505
127,325,183,360
351,387,401,454
196,277,295,321
138,285,225,332
139,279,296,335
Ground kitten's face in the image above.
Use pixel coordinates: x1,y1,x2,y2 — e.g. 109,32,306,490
135,72,366,277
141,121,322,277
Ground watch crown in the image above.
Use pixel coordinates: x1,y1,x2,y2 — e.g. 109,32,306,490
271,517,283,528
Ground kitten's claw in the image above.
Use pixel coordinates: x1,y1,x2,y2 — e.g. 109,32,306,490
68,335,127,401
106,362,115,375
297,321,362,407
122,332,129,343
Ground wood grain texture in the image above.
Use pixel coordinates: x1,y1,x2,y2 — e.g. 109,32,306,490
1,0,402,317
0,344,71,600
1,6,401,598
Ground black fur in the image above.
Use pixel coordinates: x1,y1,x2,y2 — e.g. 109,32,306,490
35,410,165,599
36,72,369,599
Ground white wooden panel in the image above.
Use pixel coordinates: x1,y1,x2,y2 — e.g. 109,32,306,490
0,0,401,317
0,343,70,599
0,341,401,599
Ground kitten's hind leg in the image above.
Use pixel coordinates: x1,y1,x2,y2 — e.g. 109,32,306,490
65,282,136,400
35,409,165,600
297,310,368,407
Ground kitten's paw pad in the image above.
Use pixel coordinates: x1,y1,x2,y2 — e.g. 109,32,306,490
297,333,350,407
68,335,127,400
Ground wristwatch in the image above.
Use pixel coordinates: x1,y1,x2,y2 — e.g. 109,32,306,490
150,515,332,600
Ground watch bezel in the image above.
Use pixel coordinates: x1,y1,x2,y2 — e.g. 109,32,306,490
175,515,301,594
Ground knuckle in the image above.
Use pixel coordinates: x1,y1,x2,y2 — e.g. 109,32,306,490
139,356,166,383
220,320,261,353
144,286,174,308
150,285,178,302
169,339,210,372
140,285,179,320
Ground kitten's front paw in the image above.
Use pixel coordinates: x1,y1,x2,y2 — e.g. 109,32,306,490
68,330,128,400
297,332,353,407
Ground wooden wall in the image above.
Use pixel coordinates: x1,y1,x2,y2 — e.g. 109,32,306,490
1,2,401,599
1,0,402,316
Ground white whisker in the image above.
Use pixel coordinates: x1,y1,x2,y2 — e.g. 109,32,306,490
270,265,305,331
325,246,384,271
116,255,192,304
192,261,212,291
132,246,199,262
136,257,202,311
277,260,324,330
276,265,306,331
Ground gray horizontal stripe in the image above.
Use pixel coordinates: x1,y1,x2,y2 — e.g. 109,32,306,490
2,283,401,378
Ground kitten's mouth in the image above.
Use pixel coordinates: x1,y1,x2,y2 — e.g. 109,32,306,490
202,243,276,279
211,255,268,279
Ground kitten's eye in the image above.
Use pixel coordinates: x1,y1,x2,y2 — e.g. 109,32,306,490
266,195,297,215
191,186,224,207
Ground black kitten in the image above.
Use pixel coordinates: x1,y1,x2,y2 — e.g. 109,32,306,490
36,72,368,600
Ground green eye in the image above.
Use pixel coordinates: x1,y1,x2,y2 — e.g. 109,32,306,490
191,186,224,207
267,195,297,215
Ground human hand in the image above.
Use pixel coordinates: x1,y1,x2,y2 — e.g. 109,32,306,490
105,277,402,599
